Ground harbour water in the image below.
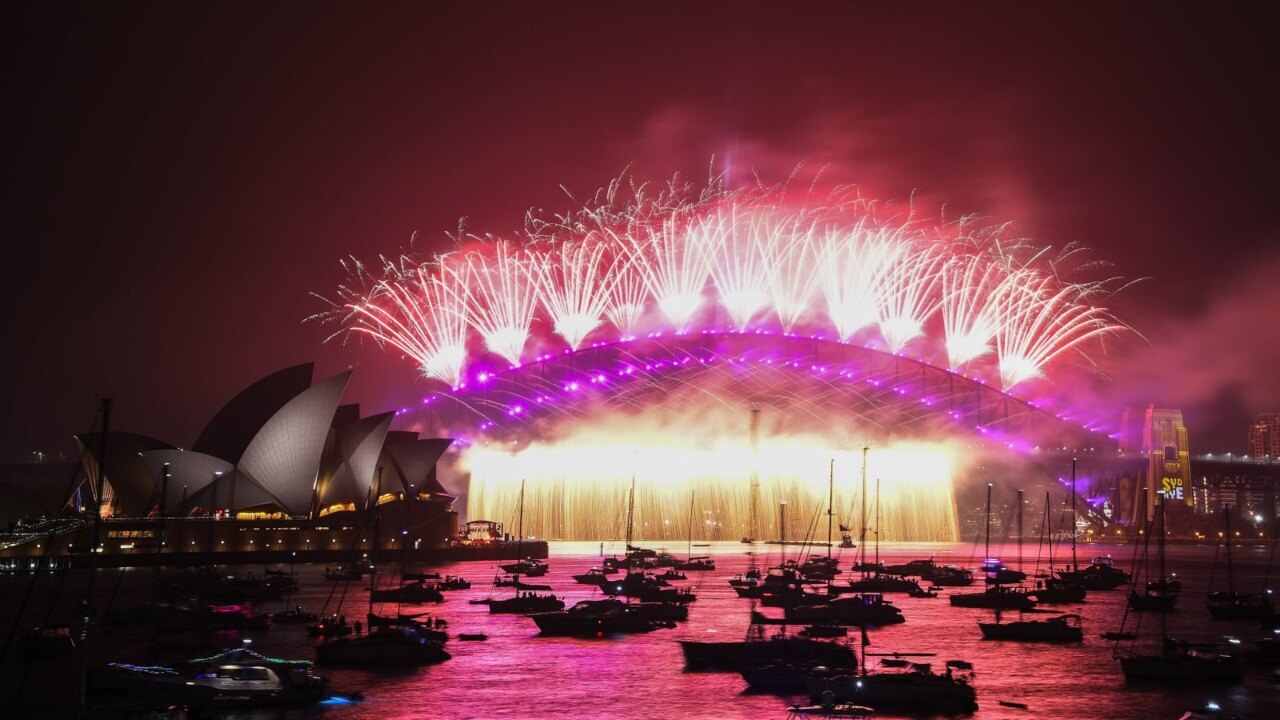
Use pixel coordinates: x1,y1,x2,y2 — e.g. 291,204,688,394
2,540,1277,719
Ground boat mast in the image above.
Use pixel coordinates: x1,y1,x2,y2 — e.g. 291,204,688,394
1044,492,1054,573
748,405,760,543
1070,457,1078,572
984,483,992,570
626,472,635,551
860,446,869,573
687,492,695,561
514,479,525,584
1158,495,1167,594
827,459,834,560
1016,489,1024,574
874,476,881,569
369,466,381,621
1224,507,1234,596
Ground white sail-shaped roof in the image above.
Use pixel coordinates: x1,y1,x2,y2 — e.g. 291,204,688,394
317,412,393,509
237,371,351,515
139,449,233,512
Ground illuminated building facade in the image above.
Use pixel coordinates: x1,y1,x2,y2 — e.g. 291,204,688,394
1249,412,1280,459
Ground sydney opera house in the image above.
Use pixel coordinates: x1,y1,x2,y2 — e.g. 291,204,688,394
0,364,511,568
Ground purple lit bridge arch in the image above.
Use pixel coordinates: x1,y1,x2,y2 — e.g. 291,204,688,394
396,330,1120,454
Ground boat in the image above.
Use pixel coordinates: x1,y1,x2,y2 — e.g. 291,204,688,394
805,651,978,714
920,564,974,586
1206,509,1273,620
629,601,689,622
498,558,549,577
1113,497,1243,683
100,645,328,708
981,560,1027,585
316,625,450,666
1129,507,1178,613
979,613,1083,642
323,565,364,581
680,632,858,671
603,570,697,603
494,575,553,590
488,480,564,615
950,585,1036,610
436,575,471,590
305,614,352,637
950,484,1036,611
530,599,673,636
1119,647,1242,682
729,567,763,588
271,606,319,624
19,625,75,659
1028,491,1087,604
1057,555,1130,591
786,593,905,627
674,556,716,571
834,574,920,595
1031,577,1087,604
572,568,611,585
457,633,487,641
883,558,937,576
369,580,444,604
658,568,687,581
402,571,440,582
786,701,875,719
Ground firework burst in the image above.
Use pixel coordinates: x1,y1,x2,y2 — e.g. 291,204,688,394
315,171,1133,393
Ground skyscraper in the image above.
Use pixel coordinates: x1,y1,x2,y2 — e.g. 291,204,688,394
1249,412,1280,458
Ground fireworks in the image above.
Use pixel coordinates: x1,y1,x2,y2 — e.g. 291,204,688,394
315,172,1131,392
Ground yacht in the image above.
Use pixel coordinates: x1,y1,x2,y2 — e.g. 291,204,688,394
785,594,905,627
948,585,1035,610
316,625,450,666
680,632,857,671
498,558,549,577
979,613,1083,642
807,659,978,714
530,599,673,636
102,646,328,708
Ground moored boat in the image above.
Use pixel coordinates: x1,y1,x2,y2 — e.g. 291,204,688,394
315,626,450,666
100,646,328,708
978,613,1083,642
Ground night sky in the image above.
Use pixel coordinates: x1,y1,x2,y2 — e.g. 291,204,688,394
3,2,1278,462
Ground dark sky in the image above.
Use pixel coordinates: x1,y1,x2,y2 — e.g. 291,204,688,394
2,2,1278,461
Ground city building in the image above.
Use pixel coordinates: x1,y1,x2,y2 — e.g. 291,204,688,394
1249,412,1280,459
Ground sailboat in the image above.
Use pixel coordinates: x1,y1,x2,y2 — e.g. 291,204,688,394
489,480,564,614
1113,497,1241,682
836,475,917,595
949,484,1035,611
673,492,716,571
1205,508,1272,620
1030,491,1087,604
1055,459,1127,590
1128,498,1178,613
802,630,977,713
